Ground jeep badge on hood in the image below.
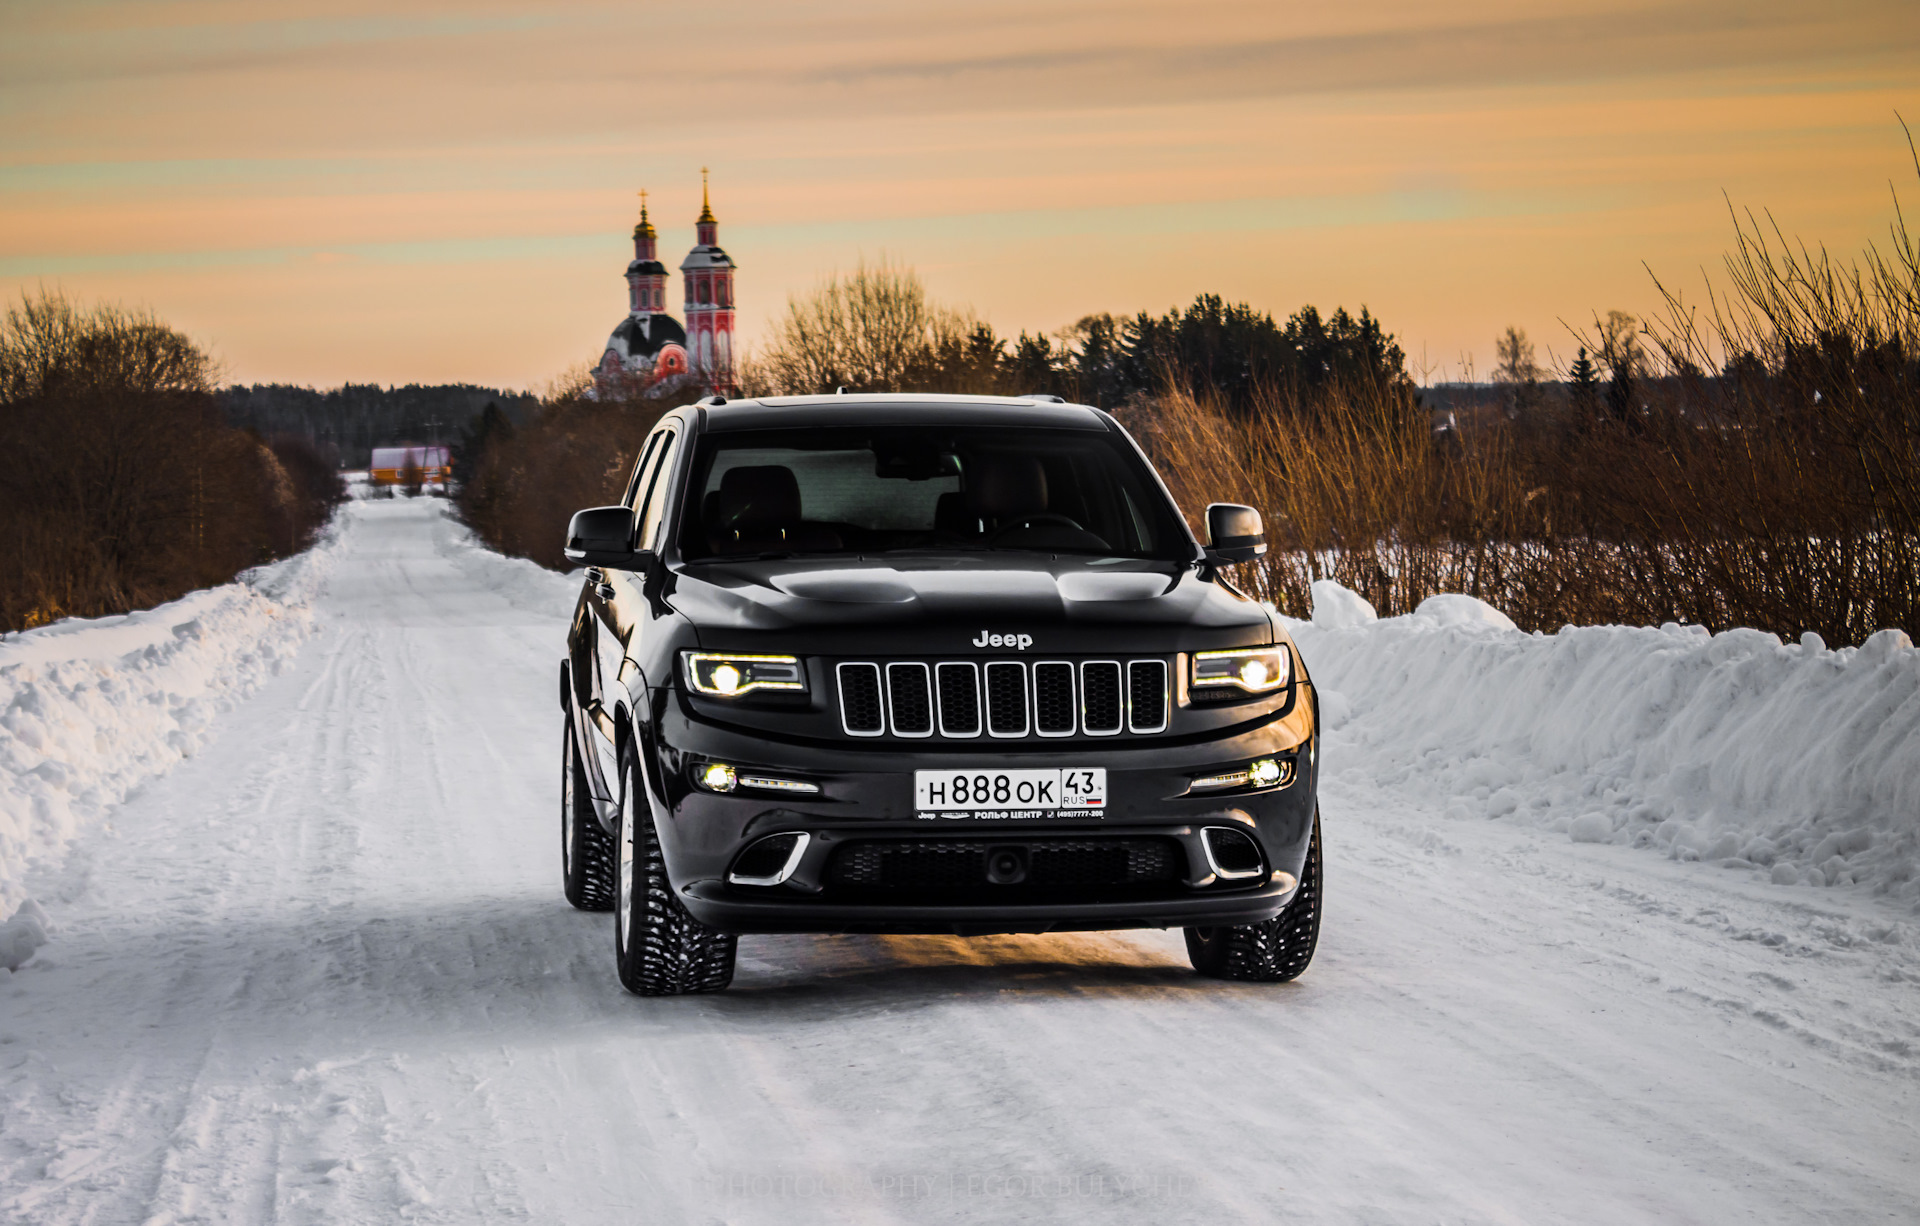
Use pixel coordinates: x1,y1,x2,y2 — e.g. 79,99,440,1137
974,631,1033,649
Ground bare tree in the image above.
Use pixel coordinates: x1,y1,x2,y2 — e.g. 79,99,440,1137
758,260,939,393
1493,325,1543,414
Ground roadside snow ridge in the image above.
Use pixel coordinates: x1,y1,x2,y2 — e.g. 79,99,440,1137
0,526,340,957
1290,585,1920,908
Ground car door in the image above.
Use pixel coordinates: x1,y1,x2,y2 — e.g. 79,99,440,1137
570,422,677,821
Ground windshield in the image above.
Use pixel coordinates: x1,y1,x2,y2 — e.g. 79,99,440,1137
677,425,1191,561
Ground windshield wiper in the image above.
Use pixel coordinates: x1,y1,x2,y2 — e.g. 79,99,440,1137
690,550,794,563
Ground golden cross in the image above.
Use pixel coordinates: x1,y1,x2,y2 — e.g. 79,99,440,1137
637,188,647,211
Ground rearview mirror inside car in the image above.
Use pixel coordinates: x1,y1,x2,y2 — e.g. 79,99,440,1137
564,506,640,568
1205,503,1266,565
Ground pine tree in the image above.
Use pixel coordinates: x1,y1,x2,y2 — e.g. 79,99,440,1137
1569,346,1600,416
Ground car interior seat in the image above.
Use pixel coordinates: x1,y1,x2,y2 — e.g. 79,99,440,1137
708,465,842,555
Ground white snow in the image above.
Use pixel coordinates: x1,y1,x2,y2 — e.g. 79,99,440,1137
1,500,1916,1225
1288,586,1920,905
0,525,339,926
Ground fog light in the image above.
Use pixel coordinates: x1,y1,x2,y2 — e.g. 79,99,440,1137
1249,758,1282,788
700,762,737,793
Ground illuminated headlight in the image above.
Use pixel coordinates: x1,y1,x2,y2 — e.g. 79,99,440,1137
698,762,737,793
1191,647,1289,695
683,652,807,697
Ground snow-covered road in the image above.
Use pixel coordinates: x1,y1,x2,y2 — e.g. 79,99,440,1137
3,499,1916,1224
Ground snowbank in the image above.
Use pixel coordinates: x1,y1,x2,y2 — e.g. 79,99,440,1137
1289,586,1920,908
430,507,580,616
0,526,340,951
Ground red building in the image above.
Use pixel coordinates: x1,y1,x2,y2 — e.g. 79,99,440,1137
595,172,736,397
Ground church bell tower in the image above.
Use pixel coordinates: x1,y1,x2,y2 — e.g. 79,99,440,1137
680,168,737,394
625,191,667,317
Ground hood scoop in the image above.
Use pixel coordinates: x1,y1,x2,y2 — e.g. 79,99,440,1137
769,569,917,604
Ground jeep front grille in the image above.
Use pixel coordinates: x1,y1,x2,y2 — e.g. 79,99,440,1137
1033,662,1075,737
886,662,934,738
837,657,1168,741
935,662,981,737
1128,660,1169,733
836,663,885,736
985,661,1027,737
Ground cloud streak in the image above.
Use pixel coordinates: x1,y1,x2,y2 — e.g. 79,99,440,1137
0,0,1915,387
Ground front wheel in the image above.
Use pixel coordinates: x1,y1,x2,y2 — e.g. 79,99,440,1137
614,745,737,995
1186,809,1322,982
561,716,615,911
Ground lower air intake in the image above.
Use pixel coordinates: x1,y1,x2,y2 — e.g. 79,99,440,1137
829,837,1184,900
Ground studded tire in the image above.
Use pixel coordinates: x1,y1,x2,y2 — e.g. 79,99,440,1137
614,743,737,996
1185,808,1322,982
561,716,616,912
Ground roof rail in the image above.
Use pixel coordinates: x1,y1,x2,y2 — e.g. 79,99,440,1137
1023,393,1066,403
695,394,728,407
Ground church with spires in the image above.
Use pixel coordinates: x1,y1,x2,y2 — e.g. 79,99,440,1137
594,172,737,397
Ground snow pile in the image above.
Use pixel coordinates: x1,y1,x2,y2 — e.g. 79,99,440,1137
1289,586,1920,908
0,527,340,938
430,505,580,616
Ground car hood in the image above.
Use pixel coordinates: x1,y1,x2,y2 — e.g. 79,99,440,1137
668,554,1276,653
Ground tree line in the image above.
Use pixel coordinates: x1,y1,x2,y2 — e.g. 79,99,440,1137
221,382,536,469
741,262,1408,414
0,293,345,633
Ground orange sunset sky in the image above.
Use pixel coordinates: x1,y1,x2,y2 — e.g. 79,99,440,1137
4,0,1919,390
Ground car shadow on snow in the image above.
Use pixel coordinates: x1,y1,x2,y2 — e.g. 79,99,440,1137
716,931,1210,1013
6,891,1276,1068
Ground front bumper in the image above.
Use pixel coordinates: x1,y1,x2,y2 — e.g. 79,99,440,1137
639,684,1318,936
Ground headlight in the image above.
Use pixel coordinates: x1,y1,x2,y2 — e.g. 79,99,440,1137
1190,646,1290,695
682,652,807,697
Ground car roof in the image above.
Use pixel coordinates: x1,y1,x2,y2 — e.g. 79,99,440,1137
696,393,1109,432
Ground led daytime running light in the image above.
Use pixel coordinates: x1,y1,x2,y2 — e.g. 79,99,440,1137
737,775,821,795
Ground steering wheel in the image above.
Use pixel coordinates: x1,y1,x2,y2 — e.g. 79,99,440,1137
987,512,1085,543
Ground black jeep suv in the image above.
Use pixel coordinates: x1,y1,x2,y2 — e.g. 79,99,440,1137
559,394,1321,995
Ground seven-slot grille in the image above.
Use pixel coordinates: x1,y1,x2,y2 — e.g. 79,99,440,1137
838,657,1168,740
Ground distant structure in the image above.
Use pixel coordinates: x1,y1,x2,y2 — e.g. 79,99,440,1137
369,445,451,488
595,171,737,397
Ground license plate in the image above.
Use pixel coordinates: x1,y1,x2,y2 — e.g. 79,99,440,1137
914,768,1106,818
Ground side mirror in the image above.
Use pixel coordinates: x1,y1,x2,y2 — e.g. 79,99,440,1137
1205,503,1267,564
565,505,640,567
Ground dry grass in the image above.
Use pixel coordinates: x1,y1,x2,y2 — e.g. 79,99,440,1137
1126,142,1919,645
